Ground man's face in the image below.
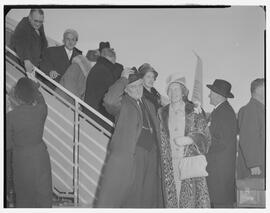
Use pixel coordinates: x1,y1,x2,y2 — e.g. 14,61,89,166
29,11,44,30
125,79,143,100
256,84,265,103
208,90,219,106
63,33,77,50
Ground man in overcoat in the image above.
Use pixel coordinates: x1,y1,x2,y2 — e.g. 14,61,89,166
237,78,265,179
10,9,48,73
206,79,238,208
39,29,82,89
94,68,163,208
84,42,123,122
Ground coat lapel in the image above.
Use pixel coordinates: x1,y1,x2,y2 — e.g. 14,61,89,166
126,95,143,125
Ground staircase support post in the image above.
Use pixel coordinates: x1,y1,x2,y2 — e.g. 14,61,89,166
74,100,80,206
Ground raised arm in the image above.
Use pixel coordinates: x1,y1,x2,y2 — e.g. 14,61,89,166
103,77,128,116
103,68,134,116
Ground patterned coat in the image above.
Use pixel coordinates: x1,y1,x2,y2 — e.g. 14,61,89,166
158,102,211,208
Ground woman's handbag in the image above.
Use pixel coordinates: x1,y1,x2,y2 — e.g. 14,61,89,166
179,144,208,180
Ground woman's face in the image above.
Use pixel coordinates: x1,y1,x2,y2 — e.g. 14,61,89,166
168,83,183,103
143,71,155,89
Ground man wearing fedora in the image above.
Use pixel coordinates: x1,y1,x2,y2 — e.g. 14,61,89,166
84,41,123,123
94,67,163,208
206,79,238,208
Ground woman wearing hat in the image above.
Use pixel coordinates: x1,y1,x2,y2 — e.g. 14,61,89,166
138,63,163,111
6,77,52,207
158,74,211,208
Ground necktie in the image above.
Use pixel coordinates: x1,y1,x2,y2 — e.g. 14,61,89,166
35,29,40,36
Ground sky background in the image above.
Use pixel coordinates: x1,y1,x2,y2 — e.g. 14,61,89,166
6,6,265,112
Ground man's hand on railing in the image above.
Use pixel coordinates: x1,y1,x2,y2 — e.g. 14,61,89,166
49,70,60,79
24,60,34,73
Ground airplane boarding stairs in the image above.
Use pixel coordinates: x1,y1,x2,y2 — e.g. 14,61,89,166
5,46,114,207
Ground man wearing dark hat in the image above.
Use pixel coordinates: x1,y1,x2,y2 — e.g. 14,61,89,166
94,68,163,208
206,79,238,208
84,41,123,123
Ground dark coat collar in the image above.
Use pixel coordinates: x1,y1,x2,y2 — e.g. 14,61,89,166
249,97,264,108
97,56,115,70
213,100,229,114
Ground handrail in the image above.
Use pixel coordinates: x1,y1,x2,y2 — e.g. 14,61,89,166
5,31,112,206
5,45,114,128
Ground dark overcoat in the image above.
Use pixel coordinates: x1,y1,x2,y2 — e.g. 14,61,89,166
84,57,123,121
237,98,265,179
39,45,82,84
95,77,163,207
6,84,52,207
10,17,48,67
206,101,238,205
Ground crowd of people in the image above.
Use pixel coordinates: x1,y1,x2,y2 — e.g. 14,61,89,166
6,9,265,208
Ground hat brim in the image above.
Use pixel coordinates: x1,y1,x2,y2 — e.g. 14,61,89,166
128,78,143,86
207,84,234,98
166,81,186,95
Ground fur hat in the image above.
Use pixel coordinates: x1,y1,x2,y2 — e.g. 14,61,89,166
165,73,187,94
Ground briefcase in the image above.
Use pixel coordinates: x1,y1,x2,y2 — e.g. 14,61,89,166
236,178,265,208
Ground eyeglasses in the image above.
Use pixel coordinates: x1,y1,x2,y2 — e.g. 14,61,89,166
30,18,44,24
33,19,44,24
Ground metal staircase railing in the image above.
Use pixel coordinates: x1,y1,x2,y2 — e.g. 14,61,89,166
5,44,114,206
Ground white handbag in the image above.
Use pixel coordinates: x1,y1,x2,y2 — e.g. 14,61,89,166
179,144,208,180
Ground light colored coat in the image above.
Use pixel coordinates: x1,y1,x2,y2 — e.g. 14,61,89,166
55,55,91,105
